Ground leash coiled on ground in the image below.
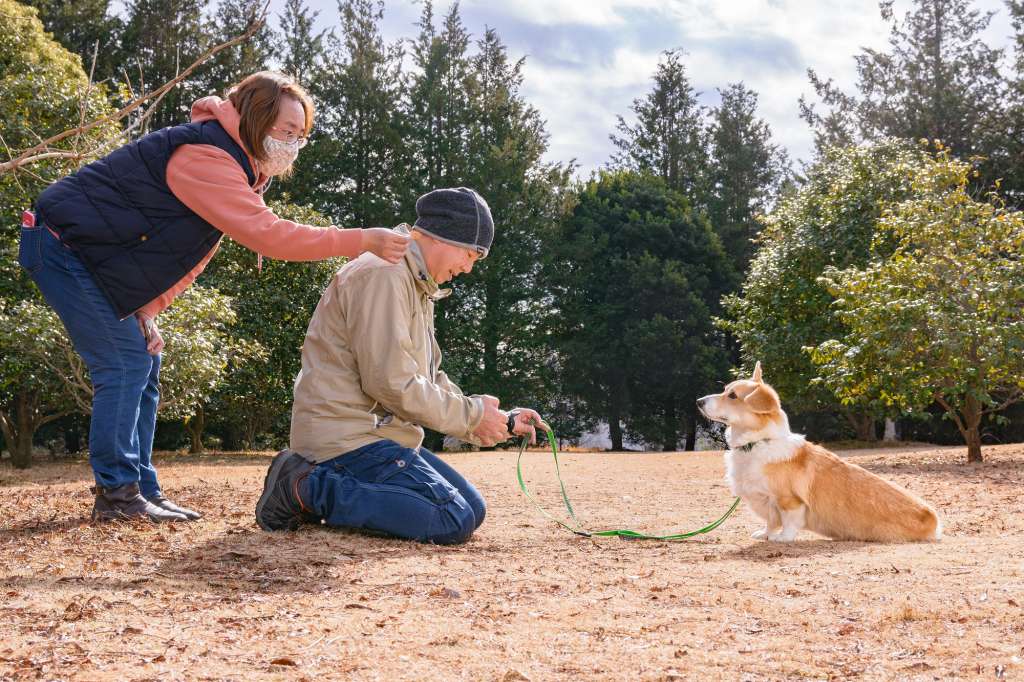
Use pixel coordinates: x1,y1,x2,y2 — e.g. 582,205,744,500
515,429,740,540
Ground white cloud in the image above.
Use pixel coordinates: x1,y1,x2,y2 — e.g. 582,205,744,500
460,0,674,28
290,0,1018,176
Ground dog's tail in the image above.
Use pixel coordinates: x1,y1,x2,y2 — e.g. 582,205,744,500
859,482,941,542
931,510,943,541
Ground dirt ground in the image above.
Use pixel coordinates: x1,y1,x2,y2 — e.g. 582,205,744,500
1,442,1022,681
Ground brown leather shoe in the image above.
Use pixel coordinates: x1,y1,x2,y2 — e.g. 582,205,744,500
147,493,202,521
92,483,187,523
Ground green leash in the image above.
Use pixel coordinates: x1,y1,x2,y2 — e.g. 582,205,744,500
515,428,741,540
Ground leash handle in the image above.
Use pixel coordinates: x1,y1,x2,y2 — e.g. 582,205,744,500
516,431,740,541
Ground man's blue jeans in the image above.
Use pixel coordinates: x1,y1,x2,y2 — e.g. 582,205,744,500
18,221,163,496
301,440,486,545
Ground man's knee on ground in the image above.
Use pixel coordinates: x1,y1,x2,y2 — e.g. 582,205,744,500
428,500,478,545
429,525,475,545
471,496,487,530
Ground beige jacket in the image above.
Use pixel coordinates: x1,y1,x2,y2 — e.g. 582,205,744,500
289,227,485,462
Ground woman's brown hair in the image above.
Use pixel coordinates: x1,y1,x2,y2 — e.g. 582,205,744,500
227,71,314,164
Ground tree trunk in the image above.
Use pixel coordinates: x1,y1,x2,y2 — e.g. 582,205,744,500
11,430,33,469
608,415,623,452
12,392,36,469
684,405,697,452
242,420,257,451
846,412,877,442
965,426,983,464
64,424,83,454
0,411,13,462
662,399,678,452
964,395,983,464
187,406,206,454
221,423,242,452
607,375,625,451
883,418,898,442
935,393,984,464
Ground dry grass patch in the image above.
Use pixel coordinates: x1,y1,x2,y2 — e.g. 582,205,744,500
1,443,1023,680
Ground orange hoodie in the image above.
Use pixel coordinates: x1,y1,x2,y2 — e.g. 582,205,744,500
136,96,363,318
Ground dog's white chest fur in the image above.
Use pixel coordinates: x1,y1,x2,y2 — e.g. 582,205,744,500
724,434,805,498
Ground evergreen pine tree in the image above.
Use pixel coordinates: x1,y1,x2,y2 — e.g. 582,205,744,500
401,0,474,209
201,0,277,96
549,172,735,451
119,0,214,131
800,0,1012,198
19,0,124,83
610,49,708,204
707,83,789,274
288,0,404,224
277,0,328,86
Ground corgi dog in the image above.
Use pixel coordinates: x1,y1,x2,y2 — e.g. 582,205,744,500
697,362,940,542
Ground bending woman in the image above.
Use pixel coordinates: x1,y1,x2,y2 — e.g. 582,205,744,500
19,71,408,522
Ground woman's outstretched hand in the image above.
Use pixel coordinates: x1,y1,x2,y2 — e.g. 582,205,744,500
361,228,410,264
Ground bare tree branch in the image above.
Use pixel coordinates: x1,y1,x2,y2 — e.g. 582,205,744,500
982,388,1024,415
52,343,94,414
74,40,101,156
0,0,270,176
36,410,75,430
933,393,967,437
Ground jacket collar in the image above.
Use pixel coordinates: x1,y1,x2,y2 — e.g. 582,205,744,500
399,225,451,301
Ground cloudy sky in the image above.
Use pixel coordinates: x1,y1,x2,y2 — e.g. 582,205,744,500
271,0,1017,176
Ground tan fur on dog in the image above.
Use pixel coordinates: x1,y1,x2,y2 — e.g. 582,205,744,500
697,362,941,543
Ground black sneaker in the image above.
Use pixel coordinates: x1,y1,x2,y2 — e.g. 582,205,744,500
255,450,315,531
92,483,188,523
147,493,203,521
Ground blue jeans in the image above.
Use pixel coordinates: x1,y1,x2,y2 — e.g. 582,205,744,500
18,221,163,496
301,441,486,545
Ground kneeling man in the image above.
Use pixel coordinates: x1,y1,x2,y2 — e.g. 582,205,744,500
255,187,547,544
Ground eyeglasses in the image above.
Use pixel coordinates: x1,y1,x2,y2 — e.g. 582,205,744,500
269,126,309,148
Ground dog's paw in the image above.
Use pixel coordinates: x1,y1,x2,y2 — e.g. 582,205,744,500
751,528,769,540
767,530,797,542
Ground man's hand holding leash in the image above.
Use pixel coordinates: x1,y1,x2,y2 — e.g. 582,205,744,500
507,408,550,445
473,395,550,447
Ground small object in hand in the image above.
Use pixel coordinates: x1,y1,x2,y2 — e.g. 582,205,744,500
506,409,521,436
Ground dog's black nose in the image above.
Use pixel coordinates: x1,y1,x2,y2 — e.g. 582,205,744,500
696,397,706,407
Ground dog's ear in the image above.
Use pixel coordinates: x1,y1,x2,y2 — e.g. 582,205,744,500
744,384,778,414
751,361,763,383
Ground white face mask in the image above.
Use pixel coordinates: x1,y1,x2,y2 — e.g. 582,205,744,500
260,135,301,176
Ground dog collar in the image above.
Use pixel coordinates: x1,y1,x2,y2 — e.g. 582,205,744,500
734,438,770,453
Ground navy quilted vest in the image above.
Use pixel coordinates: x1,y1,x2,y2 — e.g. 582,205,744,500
35,120,257,319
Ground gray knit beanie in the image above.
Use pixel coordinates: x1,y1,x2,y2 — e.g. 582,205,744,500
412,187,494,258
